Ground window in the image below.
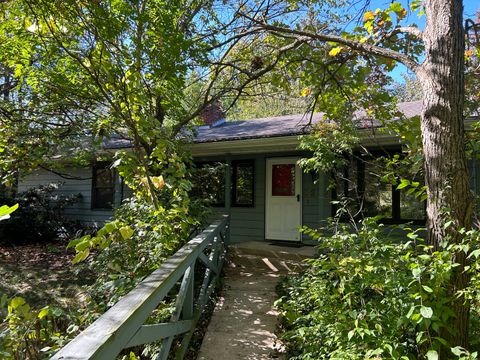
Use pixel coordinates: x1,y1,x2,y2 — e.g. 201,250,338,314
271,164,295,196
191,162,226,207
232,160,254,207
92,165,115,209
333,151,425,223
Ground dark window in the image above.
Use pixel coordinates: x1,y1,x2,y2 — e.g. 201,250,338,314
333,151,425,224
92,165,115,209
232,160,254,207
191,162,226,207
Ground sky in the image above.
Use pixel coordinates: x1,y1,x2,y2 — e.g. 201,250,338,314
363,0,479,82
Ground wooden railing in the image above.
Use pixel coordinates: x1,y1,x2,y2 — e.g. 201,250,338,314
52,215,230,360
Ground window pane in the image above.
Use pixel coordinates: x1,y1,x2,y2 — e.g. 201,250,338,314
191,162,226,206
400,192,424,220
272,164,295,196
334,160,360,217
95,168,114,187
93,166,115,209
94,188,114,209
363,158,392,218
234,162,254,206
364,182,393,218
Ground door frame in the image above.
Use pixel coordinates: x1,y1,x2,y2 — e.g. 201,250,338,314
264,157,302,241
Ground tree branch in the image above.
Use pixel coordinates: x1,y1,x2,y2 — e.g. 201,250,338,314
386,26,423,41
172,37,307,134
245,15,421,72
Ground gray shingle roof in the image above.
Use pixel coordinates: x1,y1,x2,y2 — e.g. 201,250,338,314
194,100,424,143
103,100,424,148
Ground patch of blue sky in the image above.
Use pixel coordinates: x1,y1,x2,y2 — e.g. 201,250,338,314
351,1,478,82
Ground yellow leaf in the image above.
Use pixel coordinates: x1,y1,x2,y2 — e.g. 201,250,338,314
329,47,343,57
38,307,49,319
300,87,312,97
152,175,165,189
72,249,90,264
10,297,25,310
363,11,375,22
119,226,134,240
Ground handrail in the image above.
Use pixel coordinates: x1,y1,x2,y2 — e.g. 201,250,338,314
52,215,230,360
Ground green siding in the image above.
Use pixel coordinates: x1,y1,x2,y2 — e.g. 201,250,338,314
18,168,117,225
18,152,334,240
198,152,330,244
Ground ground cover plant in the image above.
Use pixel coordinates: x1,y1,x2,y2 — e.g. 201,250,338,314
276,219,480,359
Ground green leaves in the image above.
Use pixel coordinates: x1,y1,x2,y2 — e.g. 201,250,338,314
119,226,134,240
1,294,69,359
426,350,439,360
420,306,433,319
396,179,410,189
0,203,18,221
275,216,477,359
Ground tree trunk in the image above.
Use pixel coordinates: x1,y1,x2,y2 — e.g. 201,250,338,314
419,0,472,352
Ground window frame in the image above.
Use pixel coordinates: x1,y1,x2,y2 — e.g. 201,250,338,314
231,159,255,208
332,149,426,224
91,163,115,210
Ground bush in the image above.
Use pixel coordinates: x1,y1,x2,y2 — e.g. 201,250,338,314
0,184,84,244
275,219,480,359
0,295,74,359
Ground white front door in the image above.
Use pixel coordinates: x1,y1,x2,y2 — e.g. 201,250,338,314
265,157,302,241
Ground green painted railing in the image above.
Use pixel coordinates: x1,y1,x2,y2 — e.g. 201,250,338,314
51,215,230,360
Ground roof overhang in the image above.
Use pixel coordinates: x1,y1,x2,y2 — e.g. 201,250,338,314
190,130,402,157
191,135,300,157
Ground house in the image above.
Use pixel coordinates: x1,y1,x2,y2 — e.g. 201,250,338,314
16,100,480,243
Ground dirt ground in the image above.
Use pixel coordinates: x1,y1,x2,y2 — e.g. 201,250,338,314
0,242,94,307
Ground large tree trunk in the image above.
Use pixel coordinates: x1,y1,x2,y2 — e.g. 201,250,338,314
419,0,472,352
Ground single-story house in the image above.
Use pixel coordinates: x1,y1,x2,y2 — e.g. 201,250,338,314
16,100,480,243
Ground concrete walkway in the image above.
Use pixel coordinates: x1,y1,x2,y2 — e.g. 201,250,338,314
197,241,316,360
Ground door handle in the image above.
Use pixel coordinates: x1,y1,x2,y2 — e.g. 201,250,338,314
296,194,300,202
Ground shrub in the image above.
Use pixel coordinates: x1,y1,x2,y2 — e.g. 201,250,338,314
0,295,74,359
275,219,480,359
0,184,83,244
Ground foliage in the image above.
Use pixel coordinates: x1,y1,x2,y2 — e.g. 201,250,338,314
0,295,74,359
391,73,423,102
298,121,358,176
0,204,17,221
0,141,210,358
227,81,309,120
0,0,216,187
66,140,208,326
190,162,227,207
276,219,480,359
0,0,219,357
465,10,480,118
0,184,83,244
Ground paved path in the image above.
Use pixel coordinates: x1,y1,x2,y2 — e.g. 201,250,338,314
197,242,315,360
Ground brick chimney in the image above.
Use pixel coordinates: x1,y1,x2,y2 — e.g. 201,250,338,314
199,100,226,127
